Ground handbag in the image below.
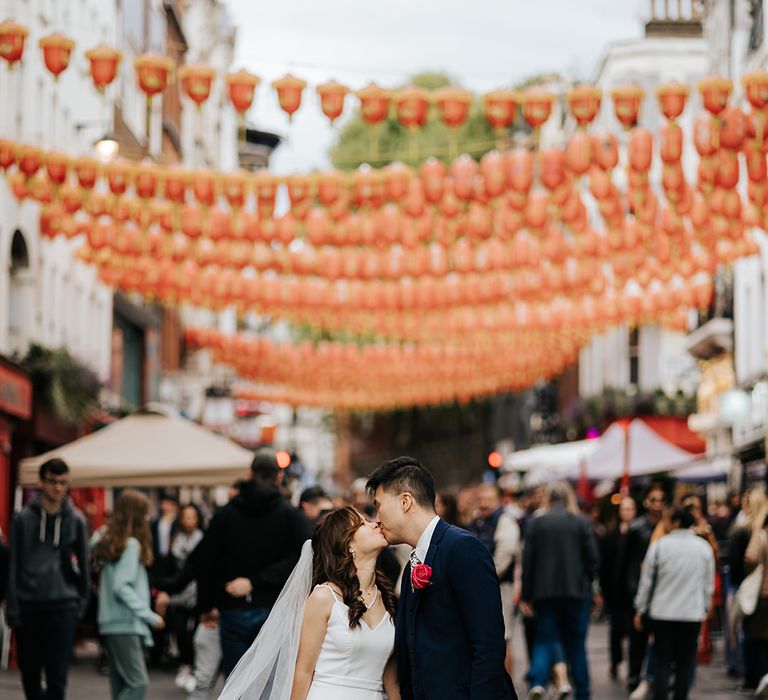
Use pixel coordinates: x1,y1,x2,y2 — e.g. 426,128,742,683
736,530,766,617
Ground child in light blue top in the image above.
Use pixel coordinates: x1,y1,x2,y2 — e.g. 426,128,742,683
95,490,164,700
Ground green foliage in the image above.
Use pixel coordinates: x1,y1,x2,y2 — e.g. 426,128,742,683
563,386,697,439
329,72,503,170
24,344,101,426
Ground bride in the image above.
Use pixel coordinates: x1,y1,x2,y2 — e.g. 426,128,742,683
218,506,400,700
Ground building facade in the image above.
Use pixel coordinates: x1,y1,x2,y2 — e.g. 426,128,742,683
577,1,708,398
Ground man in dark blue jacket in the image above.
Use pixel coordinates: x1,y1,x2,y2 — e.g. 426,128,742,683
368,456,517,700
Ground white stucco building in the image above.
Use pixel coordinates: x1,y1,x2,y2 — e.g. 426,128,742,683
578,1,708,397
0,0,117,379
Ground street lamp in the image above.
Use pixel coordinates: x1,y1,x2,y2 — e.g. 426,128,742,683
75,121,119,162
94,132,119,162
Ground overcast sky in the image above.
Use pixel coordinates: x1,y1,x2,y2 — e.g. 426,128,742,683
224,1,646,174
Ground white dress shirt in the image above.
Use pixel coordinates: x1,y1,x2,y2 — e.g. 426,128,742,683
413,515,441,563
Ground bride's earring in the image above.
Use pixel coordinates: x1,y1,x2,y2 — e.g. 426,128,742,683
350,549,356,559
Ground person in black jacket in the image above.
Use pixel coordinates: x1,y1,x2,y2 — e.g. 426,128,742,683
7,458,90,700
521,482,599,700
599,495,637,680
195,448,311,677
622,482,667,693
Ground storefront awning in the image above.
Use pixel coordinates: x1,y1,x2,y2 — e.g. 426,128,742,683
18,410,254,487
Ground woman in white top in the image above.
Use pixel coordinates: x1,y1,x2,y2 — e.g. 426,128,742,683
218,506,399,700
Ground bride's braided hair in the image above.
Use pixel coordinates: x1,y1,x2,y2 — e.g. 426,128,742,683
311,506,397,629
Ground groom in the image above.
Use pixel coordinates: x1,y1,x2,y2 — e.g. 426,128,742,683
368,456,518,700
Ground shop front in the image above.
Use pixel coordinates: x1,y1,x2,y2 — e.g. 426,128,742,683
0,356,32,535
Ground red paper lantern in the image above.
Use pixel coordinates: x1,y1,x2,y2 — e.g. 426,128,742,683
135,164,158,199
107,162,129,195
316,80,350,124
272,73,307,120
655,82,689,121
742,72,768,110
660,123,683,163
0,20,28,68
520,89,556,129
0,139,16,170
719,105,746,149
163,168,188,203
178,64,216,107
226,69,260,114
395,86,431,129
192,171,217,207
505,149,534,193
566,85,602,127
420,158,447,203
75,157,99,190
539,149,566,190
611,85,644,129
85,44,122,92
482,89,518,131
18,145,42,178
134,53,173,97
223,172,247,209
565,132,592,175
433,86,473,129
39,33,75,79
698,76,732,116
45,152,69,185
355,83,391,125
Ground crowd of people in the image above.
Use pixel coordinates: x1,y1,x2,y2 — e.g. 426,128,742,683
0,452,761,700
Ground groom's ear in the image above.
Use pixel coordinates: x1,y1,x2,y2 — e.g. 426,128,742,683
400,492,414,512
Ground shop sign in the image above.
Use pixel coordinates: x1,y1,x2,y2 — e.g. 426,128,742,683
0,363,32,419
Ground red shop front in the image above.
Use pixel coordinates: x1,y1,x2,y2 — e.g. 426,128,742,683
0,356,32,536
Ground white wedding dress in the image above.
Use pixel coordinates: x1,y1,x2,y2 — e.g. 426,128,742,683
306,584,395,700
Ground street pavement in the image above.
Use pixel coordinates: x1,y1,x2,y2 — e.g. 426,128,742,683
0,620,742,699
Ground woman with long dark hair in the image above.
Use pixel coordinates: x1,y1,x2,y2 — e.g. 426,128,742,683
218,506,399,700
96,490,165,700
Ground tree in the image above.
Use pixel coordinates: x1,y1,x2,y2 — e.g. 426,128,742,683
329,72,504,170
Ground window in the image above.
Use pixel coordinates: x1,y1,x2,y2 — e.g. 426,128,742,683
628,326,640,386
750,1,764,52
9,230,30,353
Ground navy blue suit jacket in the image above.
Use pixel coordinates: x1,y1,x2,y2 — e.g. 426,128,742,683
395,518,518,700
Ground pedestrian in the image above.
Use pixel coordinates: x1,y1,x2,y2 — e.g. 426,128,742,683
96,489,165,700
633,506,715,700
728,488,766,689
0,526,9,605
298,486,334,523
599,495,637,680
521,481,599,700
681,493,721,666
623,482,667,695
167,504,205,691
195,447,312,677
743,500,768,697
435,490,460,526
469,482,521,675
7,458,90,700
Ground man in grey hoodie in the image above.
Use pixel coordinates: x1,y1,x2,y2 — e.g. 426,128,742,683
7,458,90,700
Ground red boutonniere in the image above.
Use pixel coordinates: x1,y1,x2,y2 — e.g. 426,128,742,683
411,563,433,590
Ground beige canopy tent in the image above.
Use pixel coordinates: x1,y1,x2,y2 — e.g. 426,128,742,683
19,410,255,487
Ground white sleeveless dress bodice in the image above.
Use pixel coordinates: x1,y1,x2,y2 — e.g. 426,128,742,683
306,585,395,700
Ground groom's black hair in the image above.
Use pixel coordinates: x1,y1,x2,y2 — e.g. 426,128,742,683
366,456,436,510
